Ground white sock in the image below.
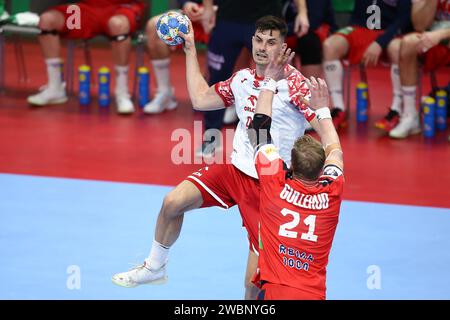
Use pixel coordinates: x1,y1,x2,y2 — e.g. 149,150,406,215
45,58,63,90
323,60,344,110
151,58,171,93
390,64,402,113
401,86,417,117
146,239,170,270
115,65,129,96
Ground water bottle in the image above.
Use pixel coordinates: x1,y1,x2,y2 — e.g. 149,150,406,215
422,96,436,138
98,67,110,107
138,67,150,108
78,65,91,105
356,82,368,122
60,59,64,83
435,89,448,131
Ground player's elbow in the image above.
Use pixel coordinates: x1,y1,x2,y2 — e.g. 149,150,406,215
190,93,208,111
191,99,205,111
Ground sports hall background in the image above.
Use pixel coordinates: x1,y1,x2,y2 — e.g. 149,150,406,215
0,0,449,300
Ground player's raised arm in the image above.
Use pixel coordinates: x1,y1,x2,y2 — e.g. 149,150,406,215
249,44,295,147
178,19,226,111
305,77,344,171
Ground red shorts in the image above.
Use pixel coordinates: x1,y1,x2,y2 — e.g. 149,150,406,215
259,282,324,300
186,164,260,253
422,44,450,72
285,23,330,51
192,21,209,44
335,26,384,65
51,2,145,39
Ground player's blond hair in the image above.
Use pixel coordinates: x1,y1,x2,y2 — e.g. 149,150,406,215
291,135,325,181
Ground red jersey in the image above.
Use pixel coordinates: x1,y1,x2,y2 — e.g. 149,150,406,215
436,0,450,21
255,144,344,299
82,0,141,6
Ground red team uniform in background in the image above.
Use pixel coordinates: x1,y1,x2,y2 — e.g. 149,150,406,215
422,0,450,72
51,0,146,39
255,144,344,300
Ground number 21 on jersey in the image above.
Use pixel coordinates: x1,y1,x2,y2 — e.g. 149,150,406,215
278,208,318,242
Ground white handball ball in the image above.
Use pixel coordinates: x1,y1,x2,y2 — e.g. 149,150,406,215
156,11,190,46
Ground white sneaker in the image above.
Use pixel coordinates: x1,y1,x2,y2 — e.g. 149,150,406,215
27,85,67,106
195,139,220,158
389,114,422,139
143,89,177,114
116,93,135,114
223,105,238,125
112,261,168,288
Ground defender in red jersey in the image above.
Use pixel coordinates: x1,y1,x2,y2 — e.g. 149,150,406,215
248,50,344,299
112,16,317,300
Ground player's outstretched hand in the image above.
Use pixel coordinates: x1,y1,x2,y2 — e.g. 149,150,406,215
304,77,330,110
178,18,196,53
264,43,295,81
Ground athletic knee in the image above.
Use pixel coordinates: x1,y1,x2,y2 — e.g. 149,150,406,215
108,15,130,35
39,11,64,30
146,16,163,49
323,36,345,61
146,16,159,35
400,33,420,58
161,191,182,216
387,39,401,63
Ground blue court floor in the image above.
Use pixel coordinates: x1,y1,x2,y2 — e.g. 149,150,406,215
1,173,450,300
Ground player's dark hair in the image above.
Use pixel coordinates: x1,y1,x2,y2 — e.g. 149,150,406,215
291,135,325,181
255,15,288,38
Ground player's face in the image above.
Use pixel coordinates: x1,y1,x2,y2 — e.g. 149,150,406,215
252,29,284,66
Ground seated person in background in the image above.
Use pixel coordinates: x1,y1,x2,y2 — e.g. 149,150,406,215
283,0,337,79
143,0,215,114
27,0,146,114
322,0,412,129
388,0,450,139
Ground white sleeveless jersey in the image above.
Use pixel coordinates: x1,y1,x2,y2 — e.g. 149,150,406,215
214,65,314,178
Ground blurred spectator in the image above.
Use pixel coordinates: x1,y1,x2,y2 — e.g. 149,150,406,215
27,0,146,114
389,0,450,139
143,0,213,114
322,0,412,129
283,0,337,78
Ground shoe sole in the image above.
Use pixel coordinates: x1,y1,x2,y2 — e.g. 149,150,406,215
374,122,399,132
389,127,422,139
112,275,168,288
374,123,386,130
143,101,178,114
117,110,135,115
27,96,68,106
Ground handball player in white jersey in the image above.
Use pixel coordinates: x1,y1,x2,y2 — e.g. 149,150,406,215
112,15,321,299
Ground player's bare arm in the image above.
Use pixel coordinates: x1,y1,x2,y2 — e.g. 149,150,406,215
412,0,438,32
256,44,295,117
248,44,295,147
294,0,310,37
178,19,225,111
305,77,343,171
417,28,450,53
201,0,216,34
